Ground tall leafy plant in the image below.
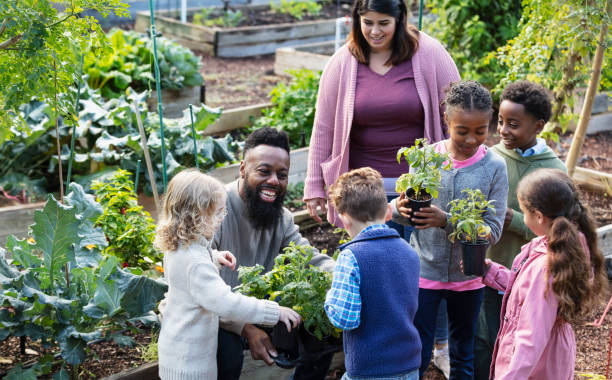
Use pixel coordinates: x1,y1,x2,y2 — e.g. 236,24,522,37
91,170,161,269
0,0,129,144
0,183,167,377
424,0,521,89
490,0,610,137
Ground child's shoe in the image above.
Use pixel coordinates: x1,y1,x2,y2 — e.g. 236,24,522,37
433,344,450,379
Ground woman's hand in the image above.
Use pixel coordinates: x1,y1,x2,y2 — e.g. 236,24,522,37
278,306,302,332
216,250,236,270
412,206,447,229
306,197,327,224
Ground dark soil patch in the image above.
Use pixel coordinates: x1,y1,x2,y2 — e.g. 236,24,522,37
302,223,343,256
0,329,155,379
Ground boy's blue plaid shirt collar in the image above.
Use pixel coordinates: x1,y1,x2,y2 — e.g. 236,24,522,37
361,224,389,233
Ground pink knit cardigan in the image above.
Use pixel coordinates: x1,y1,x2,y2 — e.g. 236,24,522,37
304,32,460,226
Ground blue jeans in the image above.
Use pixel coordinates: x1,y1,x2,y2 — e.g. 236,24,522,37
341,369,419,380
217,328,333,380
414,288,484,380
435,299,449,345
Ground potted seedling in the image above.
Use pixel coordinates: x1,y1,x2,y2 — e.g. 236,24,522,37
396,138,452,225
235,243,341,369
448,189,496,276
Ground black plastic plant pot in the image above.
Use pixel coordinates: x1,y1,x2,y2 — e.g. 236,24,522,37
405,188,433,226
270,323,299,368
298,326,327,354
461,240,489,276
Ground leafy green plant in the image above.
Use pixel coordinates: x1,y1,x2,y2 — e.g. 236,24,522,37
0,0,129,144
235,243,339,340
447,188,495,243
284,181,305,209
252,69,321,149
395,138,451,200
91,170,161,269
270,0,322,20
0,83,236,196
0,183,167,377
424,0,521,90
192,8,245,27
84,29,204,99
490,0,610,138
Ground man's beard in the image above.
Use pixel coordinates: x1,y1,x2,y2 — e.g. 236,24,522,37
243,181,286,230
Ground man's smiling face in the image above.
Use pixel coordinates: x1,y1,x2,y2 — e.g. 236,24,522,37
240,144,290,228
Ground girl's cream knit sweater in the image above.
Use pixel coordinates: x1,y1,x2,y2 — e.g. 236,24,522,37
158,238,279,380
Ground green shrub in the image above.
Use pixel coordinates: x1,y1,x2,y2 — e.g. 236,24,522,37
253,69,321,149
235,243,339,340
91,169,161,269
424,0,521,90
84,29,204,99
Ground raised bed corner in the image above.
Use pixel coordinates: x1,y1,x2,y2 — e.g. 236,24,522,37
134,6,347,58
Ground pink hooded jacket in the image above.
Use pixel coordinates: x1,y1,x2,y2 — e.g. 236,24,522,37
483,234,586,380
303,32,460,226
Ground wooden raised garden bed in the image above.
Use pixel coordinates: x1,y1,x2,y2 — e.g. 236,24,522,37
134,4,350,58
147,84,206,118
274,40,335,76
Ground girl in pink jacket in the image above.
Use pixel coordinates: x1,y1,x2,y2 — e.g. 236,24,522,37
482,168,607,380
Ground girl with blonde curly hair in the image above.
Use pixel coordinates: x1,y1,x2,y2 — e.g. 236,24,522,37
155,169,300,380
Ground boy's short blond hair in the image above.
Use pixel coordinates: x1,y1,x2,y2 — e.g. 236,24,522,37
329,167,388,223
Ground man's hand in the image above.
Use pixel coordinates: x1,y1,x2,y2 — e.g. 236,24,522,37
412,206,447,229
306,197,327,224
503,207,513,230
241,324,277,365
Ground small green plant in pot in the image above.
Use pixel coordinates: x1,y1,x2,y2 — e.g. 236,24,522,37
448,188,496,276
235,243,341,368
395,138,451,225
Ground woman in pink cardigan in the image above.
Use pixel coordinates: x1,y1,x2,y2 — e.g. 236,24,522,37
304,0,460,230
482,169,607,379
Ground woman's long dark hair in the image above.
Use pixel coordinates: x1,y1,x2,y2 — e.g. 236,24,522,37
347,0,419,65
517,169,607,322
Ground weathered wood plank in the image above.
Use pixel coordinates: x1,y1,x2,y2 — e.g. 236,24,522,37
146,85,204,118
573,166,612,194
216,19,337,46
0,202,45,247
102,362,159,380
135,11,216,43
203,103,271,136
218,35,334,58
274,46,330,76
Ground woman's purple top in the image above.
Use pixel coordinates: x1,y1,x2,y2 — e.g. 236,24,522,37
348,58,425,178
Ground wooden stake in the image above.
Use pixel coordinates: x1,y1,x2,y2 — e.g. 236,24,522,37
133,104,161,214
566,16,609,177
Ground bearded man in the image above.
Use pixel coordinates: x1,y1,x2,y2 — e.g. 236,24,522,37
213,127,335,380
